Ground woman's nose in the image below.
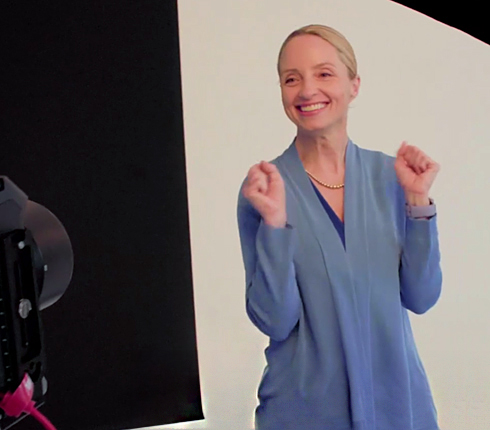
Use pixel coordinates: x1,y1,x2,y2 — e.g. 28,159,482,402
298,78,319,99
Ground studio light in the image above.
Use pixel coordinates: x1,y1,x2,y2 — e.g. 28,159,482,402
0,177,73,430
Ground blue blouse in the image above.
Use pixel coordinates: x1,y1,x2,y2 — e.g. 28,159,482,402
237,140,442,430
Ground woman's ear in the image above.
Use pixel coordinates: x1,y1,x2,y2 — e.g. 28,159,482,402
350,75,361,100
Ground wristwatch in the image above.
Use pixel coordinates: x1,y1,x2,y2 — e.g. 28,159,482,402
405,198,436,219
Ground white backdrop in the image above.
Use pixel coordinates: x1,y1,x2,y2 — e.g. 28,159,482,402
148,0,490,429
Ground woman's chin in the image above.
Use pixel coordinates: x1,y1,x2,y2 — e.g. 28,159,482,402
295,117,347,138
297,123,332,136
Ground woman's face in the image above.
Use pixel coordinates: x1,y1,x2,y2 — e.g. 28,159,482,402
279,34,360,137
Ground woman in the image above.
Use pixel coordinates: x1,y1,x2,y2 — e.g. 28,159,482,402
237,24,442,430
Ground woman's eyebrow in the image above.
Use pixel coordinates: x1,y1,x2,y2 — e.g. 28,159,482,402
280,62,336,75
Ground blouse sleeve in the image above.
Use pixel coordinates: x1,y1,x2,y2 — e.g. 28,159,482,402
237,186,302,341
399,204,443,314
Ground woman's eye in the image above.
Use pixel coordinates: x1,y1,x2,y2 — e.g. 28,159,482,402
285,77,296,84
320,72,332,78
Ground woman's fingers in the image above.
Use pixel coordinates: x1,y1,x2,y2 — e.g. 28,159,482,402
401,144,432,175
246,163,268,194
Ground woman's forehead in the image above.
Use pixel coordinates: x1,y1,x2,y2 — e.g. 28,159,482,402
280,36,341,71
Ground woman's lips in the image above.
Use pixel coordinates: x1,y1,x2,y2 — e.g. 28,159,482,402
296,102,329,115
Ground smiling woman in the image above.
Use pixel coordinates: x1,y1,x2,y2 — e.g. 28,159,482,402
279,33,360,185
237,24,442,430
277,26,361,201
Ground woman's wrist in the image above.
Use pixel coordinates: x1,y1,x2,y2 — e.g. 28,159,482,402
405,192,430,206
264,214,287,228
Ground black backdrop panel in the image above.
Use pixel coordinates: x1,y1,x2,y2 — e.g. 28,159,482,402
390,1,487,45
0,1,203,429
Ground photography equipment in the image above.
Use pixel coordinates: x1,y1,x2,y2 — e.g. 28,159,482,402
0,177,73,429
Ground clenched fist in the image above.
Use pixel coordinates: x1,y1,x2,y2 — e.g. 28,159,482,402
243,161,287,228
395,142,440,206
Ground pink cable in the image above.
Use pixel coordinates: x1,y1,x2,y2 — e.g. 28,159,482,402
0,373,57,430
25,403,57,430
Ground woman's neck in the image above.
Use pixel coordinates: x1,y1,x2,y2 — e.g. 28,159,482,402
295,129,349,175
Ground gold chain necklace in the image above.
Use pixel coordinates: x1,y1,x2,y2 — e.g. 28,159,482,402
304,169,344,189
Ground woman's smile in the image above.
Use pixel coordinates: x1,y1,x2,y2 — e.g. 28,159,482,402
296,102,330,115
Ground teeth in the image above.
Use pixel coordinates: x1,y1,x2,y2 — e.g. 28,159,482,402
300,103,327,112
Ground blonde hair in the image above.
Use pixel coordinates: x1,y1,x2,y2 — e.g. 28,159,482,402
277,24,358,80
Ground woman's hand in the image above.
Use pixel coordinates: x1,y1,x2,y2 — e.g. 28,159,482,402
395,142,440,206
243,161,287,228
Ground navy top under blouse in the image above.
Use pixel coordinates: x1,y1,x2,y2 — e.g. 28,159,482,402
310,180,346,248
